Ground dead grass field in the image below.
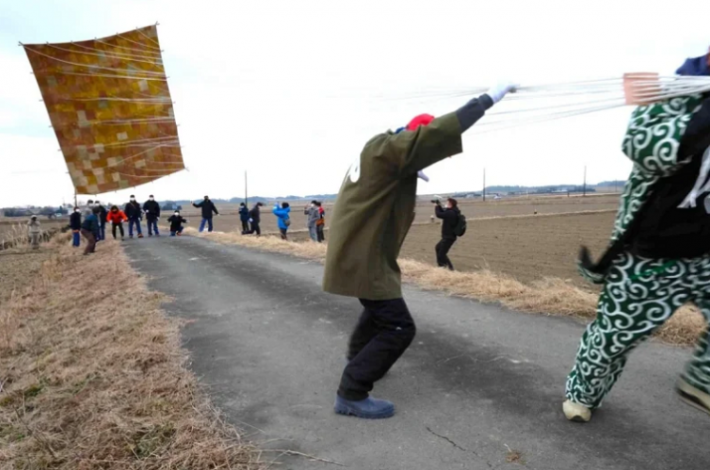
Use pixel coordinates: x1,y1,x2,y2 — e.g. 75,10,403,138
195,229,705,346
0,219,65,242
0,236,263,469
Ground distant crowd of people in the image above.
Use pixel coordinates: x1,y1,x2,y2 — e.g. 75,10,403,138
60,195,218,255
239,199,326,241
27,194,327,256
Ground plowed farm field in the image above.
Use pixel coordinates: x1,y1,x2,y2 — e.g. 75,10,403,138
401,211,615,289
179,193,620,289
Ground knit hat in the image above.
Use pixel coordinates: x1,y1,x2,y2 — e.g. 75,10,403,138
406,114,435,131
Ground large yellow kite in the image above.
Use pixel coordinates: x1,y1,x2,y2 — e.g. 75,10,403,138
23,25,184,195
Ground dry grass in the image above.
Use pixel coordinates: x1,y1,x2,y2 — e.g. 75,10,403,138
0,224,31,250
0,223,58,252
192,228,327,261
194,229,705,346
504,445,523,464
0,234,263,469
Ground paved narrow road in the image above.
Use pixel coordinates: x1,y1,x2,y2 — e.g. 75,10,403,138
124,236,710,470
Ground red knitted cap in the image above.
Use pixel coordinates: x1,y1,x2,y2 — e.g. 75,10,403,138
406,114,435,131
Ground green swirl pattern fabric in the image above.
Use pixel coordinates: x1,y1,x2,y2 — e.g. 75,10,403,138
568,95,710,408
577,95,703,284
567,252,710,408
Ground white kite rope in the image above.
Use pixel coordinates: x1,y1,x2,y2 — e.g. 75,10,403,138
94,38,162,57
63,136,179,153
105,144,180,168
50,71,168,81
390,76,710,103
24,46,166,76
134,28,162,48
66,97,173,103
50,117,176,129
67,41,164,62
387,75,710,133
42,43,164,66
115,31,162,52
484,82,710,121
116,170,183,179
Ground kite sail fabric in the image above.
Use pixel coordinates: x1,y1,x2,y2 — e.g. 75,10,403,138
22,25,183,195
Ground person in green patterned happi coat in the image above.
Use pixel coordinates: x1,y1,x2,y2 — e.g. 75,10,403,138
564,50,710,422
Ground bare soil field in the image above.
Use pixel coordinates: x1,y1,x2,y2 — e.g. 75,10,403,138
402,211,615,289
175,195,620,289
413,192,620,223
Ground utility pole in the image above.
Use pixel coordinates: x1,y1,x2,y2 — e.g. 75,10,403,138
244,171,248,206
74,190,78,208
483,168,486,202
583,165,587,197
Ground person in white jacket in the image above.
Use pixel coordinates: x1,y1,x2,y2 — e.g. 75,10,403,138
27,215,41,249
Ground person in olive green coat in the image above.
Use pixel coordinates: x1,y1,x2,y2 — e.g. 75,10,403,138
324,82,517,419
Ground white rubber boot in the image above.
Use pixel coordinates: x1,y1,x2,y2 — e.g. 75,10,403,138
563,399,592,423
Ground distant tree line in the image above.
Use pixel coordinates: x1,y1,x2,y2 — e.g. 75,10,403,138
3,205,67,218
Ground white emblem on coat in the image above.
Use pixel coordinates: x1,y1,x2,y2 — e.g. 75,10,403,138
678,147,710,213
346,157,360,183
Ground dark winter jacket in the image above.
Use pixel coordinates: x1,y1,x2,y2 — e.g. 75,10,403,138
81,213,99,236
168,215,187,232
435,205,460,240
193,199,219,219
69,212,82,230
239,206,249,222
249,205,261,223
143,200,161,220
124,201,143,221
629,94,710,259
97,205,108,225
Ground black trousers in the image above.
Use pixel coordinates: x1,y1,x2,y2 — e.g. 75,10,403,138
241,220,250,233
111,222,124,239
338,298,416,401
245,221,261,235
435,237,456,270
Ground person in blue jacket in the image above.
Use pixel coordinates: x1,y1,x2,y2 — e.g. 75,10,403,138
239,202,250,233
80,207,101,255
272,202,291,240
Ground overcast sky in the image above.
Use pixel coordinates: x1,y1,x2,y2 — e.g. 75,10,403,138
1,0,708,206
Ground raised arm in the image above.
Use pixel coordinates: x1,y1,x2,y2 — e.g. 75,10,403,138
382,83,516,177
435,204,457,220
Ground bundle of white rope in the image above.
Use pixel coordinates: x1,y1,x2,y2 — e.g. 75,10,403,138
387,75,710,133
